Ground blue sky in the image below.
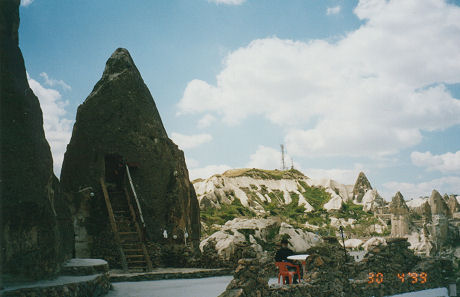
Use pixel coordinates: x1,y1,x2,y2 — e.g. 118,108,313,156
19,0,460,200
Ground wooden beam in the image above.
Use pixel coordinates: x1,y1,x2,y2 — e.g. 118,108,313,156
100,177,128,272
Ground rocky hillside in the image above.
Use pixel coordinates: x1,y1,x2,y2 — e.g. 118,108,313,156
194,168,460,265
194,169,391,263
194,168,386,213
194,168,387,235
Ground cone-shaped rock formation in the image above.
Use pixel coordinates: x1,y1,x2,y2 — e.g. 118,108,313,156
352,171,373,202
60,48,200,263
390,192,409,215
0,0,73,279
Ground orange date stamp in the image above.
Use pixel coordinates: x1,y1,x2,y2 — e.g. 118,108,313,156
368,272,427,284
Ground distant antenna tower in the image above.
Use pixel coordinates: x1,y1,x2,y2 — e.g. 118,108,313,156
290,158,294,170
280,144,286,170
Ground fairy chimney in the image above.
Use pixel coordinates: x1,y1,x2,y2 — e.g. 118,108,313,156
390,192,410,237
60,48,200,264
428,190,449,246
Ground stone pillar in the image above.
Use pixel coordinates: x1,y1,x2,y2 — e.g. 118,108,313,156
390,192,410,237
428,190,449,248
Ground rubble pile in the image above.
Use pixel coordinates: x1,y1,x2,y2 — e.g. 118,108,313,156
303,237,349,288
218,258,270,297
354,238,420,278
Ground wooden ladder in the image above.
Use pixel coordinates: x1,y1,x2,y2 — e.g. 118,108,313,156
100,178,153,272
123,187,153,271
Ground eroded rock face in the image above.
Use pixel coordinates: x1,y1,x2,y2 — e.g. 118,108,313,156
60,48,200,259
361,189,385,212
0,0,73,278
352,172,372,203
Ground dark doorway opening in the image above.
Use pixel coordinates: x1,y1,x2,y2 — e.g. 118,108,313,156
105,154,125,188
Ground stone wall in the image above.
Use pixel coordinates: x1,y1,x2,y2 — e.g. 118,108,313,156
218,237,459,297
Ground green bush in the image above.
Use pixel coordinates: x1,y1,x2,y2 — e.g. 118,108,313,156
305,210,330,226
298,181,331,210
200,199,256,226
335,201,370,220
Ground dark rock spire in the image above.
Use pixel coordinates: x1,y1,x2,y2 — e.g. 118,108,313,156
0,0,73,279
60,48,200,265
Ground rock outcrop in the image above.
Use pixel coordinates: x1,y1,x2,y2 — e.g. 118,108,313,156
0,0,73,279
429,190,449,216
60,48,200,261
199,217,323,267
428,190,449,247
352,172,372,203
361,189,385,212
447,195,460,217
390,192,410,237
422,201,432,222
200,218,321,263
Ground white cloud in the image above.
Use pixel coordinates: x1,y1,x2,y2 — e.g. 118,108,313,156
28,74,73,176
40,72,71,91
171,132,212,149
185,156,200,168
178,0,460,157
197,114,217,128
189,164,232,180
411,150,460,173
305,165,365,185
208,0,246,5
20,0,34,7
246,145,299,170
383,176,460,199
327,5,341,15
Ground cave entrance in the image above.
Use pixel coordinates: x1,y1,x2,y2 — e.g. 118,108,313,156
105,154,125,188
